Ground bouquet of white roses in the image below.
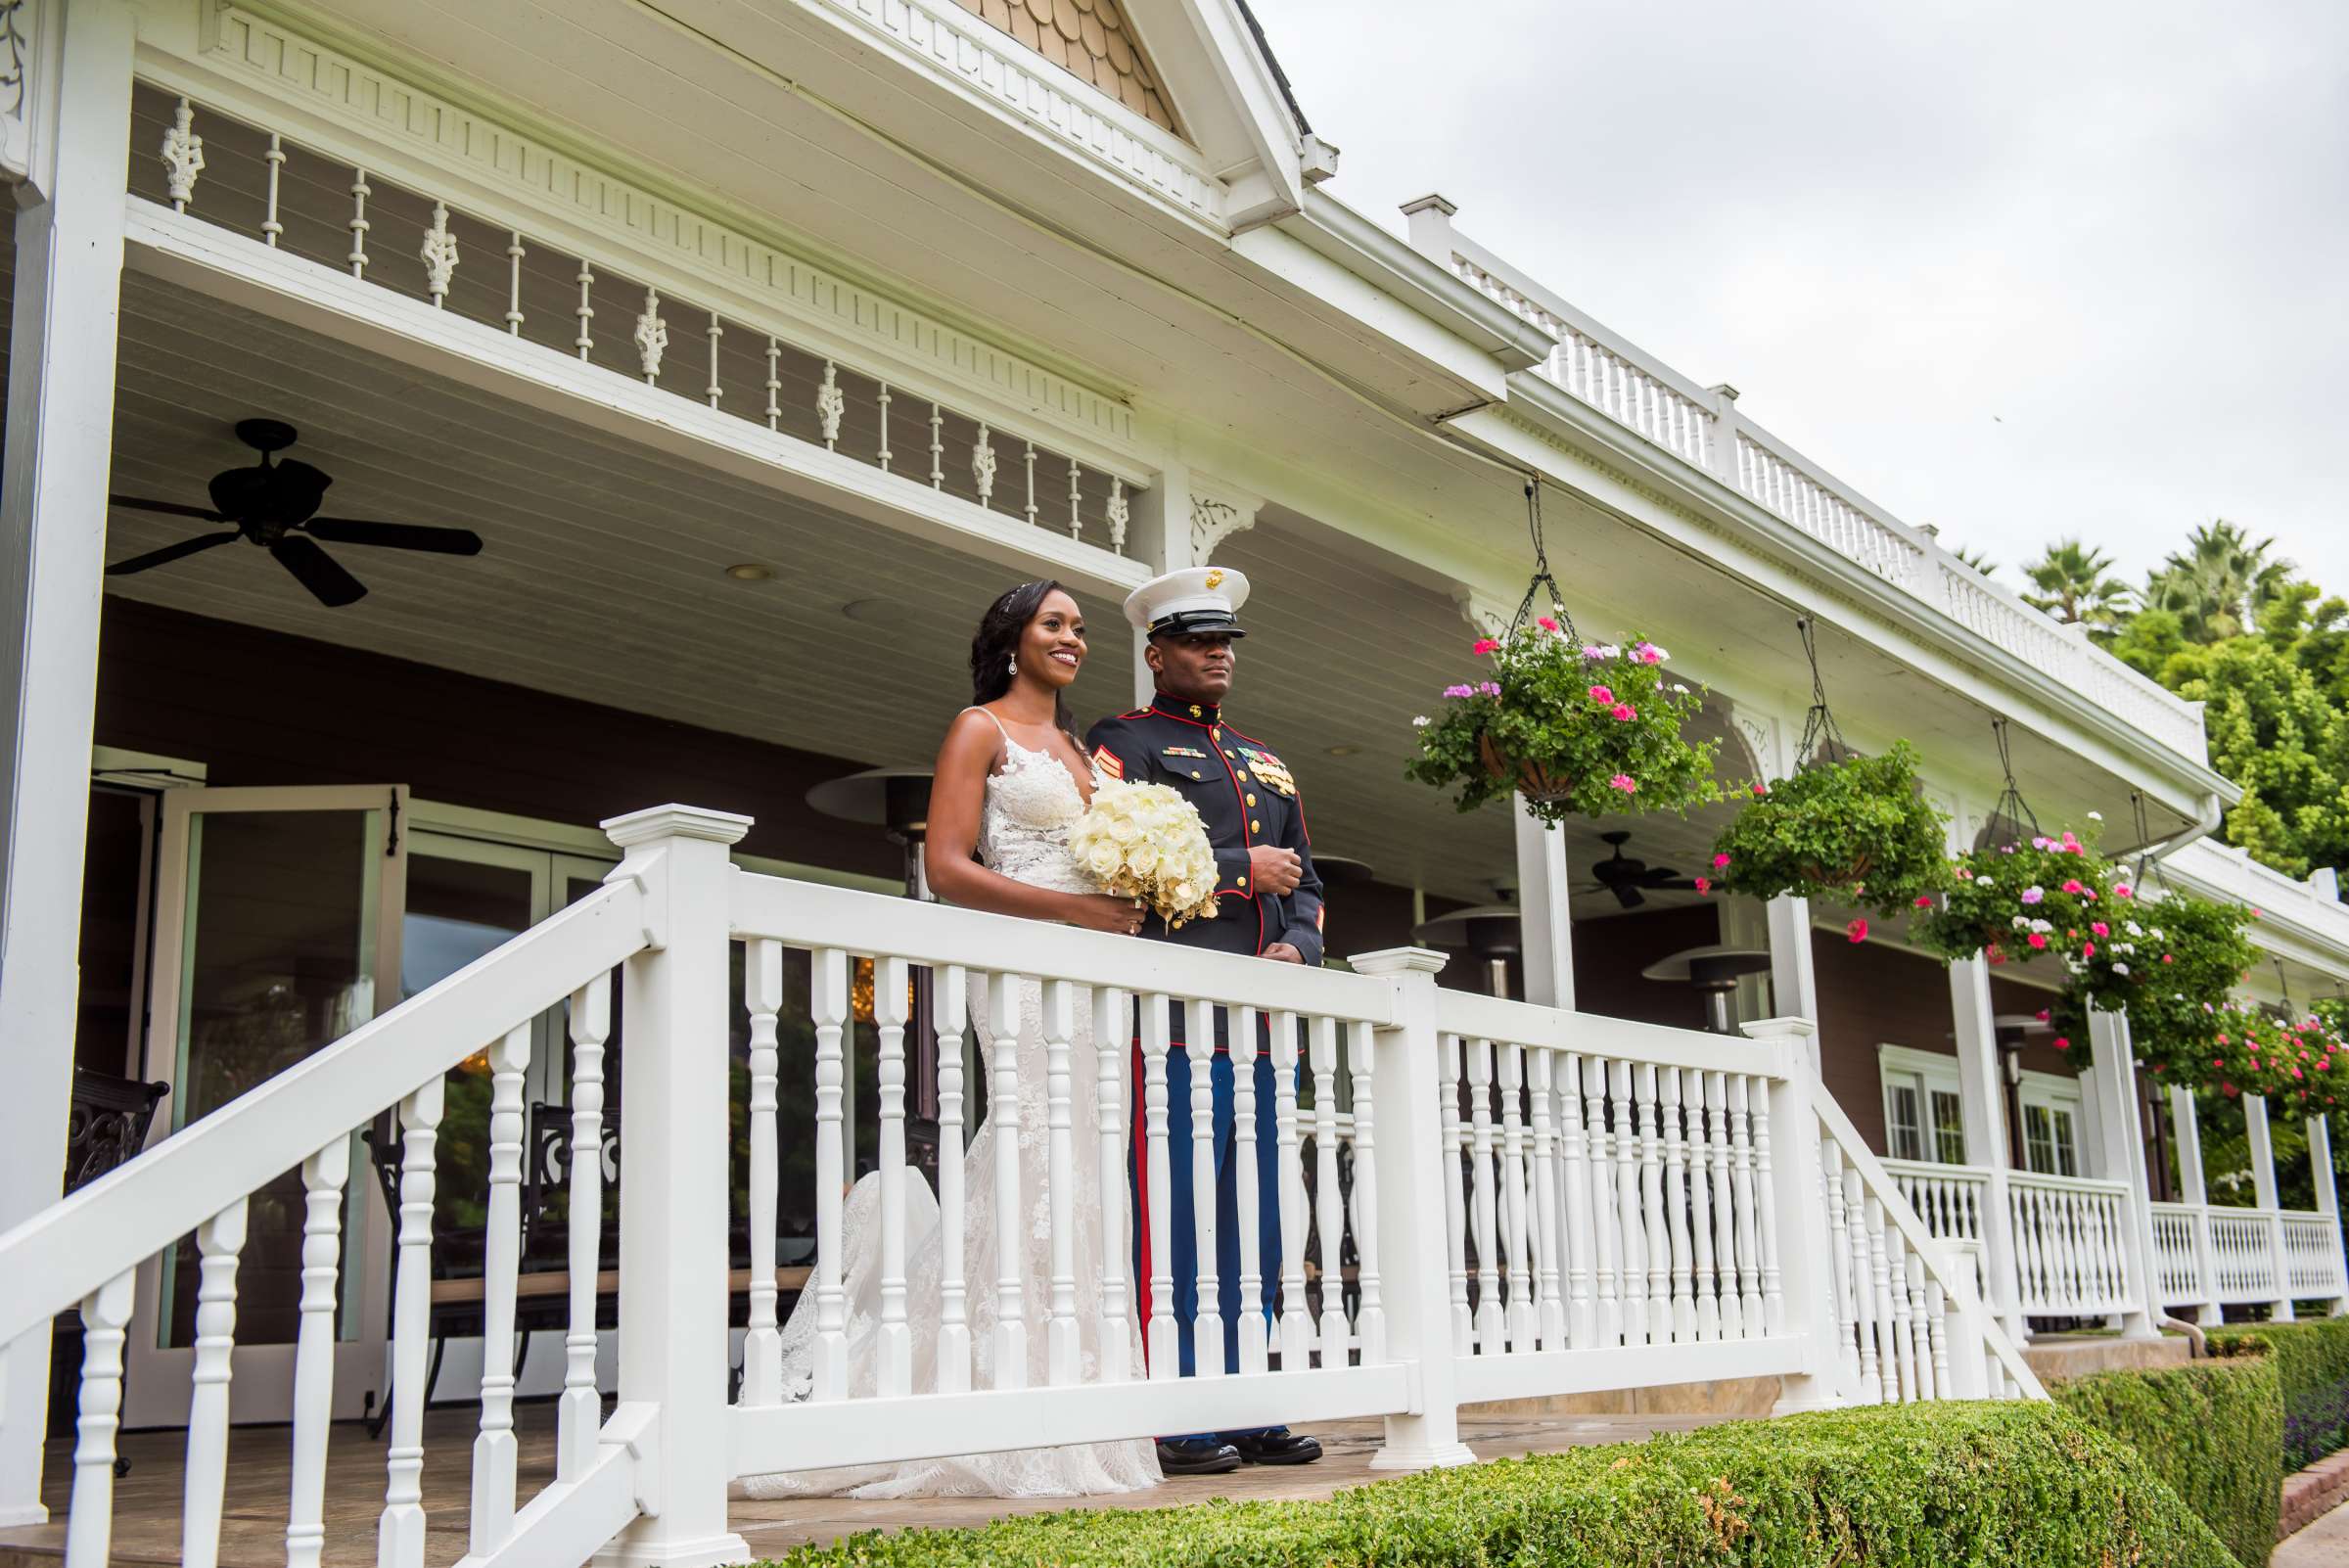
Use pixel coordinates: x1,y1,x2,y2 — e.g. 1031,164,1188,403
1069,777,1220,929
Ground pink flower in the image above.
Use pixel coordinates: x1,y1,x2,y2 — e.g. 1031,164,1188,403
2052,1036,2071,1051
1472,638,1500,656
1443,683,1474,698
1714,853,1731,869
2091,921,2109,937
1634,641,1665,665
1956,866,1974,880
2021,887,2045,905
2081,942,2096,958
2035,1008,2050,1022
2060,879,2085,895
1751,782,1769,798
1608,773,1637,794
1582,645,1607,661
1588,684,1615,704
2162,953,2173,964
2224,1083,2240,1098
1537,616,1559,632
1609,703,1636,721
1694,876,1712,895
2026,933,2048,950
2113,884,2133,899
2217,1033,2231,1045
1476,681,1501,697
1913,894,1934,908
1846,918,1868,944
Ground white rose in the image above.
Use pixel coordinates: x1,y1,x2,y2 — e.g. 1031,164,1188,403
1086,841,1122,877
1126,844,1159,877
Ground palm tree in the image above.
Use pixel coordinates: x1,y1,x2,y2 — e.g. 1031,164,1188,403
2142,521,2295,642
1950,544,1998,578
2021,538,2133,629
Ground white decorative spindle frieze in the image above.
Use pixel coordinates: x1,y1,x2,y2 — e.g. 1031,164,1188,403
1023,442,1038,528
764,339,783,431
419,201,457,307
972,423,996,505
815,359,843,446
928,403,944,489
633,287,668,384
1108,478,1129,553
705,313,723,408
876,382,894,473
260,132,284,245
572,261,593,360
161,96,203,210
503,231,524,334
346,168,370,278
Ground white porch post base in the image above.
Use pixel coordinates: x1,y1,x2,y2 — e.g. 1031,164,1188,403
1748,1017,1844,1413
1352,947,1479,1473
2085,1007,2159,1341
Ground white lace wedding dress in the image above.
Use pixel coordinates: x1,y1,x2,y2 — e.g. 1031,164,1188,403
741,723,1162,1499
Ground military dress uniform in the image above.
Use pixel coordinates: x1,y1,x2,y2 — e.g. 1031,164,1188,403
1083,569,1323,1414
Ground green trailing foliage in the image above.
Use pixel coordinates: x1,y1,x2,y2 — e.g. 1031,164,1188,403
2213,1317,2349,1471
1912,825,2119,974
1705,741,1949,917
760,1402,2234,1568
2050,1340,2282,1567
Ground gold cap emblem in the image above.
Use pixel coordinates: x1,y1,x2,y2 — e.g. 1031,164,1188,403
1204,569,1224,590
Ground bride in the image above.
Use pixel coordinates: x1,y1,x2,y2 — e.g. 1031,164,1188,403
742,580,1164,1499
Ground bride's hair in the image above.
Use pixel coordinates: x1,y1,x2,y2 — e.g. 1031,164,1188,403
971,579,1084,743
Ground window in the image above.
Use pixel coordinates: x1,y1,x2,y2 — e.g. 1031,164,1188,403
2019,1085,2082,1176
1881,1066,1966,1164
1886,1079,1924,1161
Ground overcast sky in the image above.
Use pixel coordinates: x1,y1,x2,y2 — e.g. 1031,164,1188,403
1259,0,2349,601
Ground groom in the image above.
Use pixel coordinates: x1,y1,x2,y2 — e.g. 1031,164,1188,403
1086,566,1326,1475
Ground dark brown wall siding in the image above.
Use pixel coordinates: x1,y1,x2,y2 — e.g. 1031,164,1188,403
1812,931,1958,1154
1573,904,1722,1033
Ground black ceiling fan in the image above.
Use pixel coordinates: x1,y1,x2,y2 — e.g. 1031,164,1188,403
1585,830,1699,909
106,419,484,608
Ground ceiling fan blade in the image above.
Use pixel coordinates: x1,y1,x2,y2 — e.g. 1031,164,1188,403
304,518,484,556
1638,865,1683,885
1655,879,1700,893
270,536,368,607
1614,884,1645,910
105,531,240,576
109,493,229,524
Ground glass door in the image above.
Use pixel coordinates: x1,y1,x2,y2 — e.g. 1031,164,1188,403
126,786,406,1427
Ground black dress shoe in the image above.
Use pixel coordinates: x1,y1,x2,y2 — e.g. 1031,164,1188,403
1228,1429,1322,1465
1157,1437,1243,1475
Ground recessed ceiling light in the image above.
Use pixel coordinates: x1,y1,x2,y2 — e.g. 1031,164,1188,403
1325,744,1361,758
724,563,773,581
841,597,898,624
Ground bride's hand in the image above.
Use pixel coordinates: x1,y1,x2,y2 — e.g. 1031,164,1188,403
1068,894,1149,935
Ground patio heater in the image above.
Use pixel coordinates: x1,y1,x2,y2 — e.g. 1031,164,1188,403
1412,904,1522,998
1640,944,1773,1036
806,767,942,1175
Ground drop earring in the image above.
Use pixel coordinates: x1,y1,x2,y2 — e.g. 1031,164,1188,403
1006,654,1018,676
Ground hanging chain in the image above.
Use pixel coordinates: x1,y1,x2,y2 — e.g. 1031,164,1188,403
1506,478,1580,645
2275,956,2297,1018
1792,617,1849,769
1987,717,2042,841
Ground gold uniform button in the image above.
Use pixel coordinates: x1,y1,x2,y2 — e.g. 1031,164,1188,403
1190,769,1202,779
1246,794,1257,806
1236,770,1250,782
1236,875,1248,888
1251,819,1261,832
1213,728,1222,742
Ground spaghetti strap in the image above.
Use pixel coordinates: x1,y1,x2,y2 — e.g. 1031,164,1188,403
961,704,1015,744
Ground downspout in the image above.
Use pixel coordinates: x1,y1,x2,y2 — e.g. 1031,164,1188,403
2146,791,2226,1358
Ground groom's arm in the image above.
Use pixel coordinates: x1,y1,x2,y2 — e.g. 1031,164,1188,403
1087,716,1255,899
1270,792,1324,967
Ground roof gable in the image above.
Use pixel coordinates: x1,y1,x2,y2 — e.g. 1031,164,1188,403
950,0,1184,136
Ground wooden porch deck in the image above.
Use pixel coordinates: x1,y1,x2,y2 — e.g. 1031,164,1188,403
0,1402,1742,1565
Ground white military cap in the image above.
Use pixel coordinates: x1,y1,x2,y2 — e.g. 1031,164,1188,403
1123,565,1251,638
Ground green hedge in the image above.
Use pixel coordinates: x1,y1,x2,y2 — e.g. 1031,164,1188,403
2051,1339,2282,1567
760,1402,2234,1567
2209,1316,2349,1469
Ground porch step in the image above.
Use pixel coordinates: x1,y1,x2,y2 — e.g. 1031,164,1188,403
2021,1330,2192,1382
1464,1374,1780,1420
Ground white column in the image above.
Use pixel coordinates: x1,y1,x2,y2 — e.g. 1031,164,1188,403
595,806,753,1568
2308,1114,2348,1315
1949,957,2026,1341
1744,1017,1840,1410
1353,947,1477,1472
2084,1007,2160,1339
1764,897,1819,1058
1512,798,1573,1010
2170,1087,2219,1325
0,0,136,1527
1126,462,1191,707
2245,1094,2295,1321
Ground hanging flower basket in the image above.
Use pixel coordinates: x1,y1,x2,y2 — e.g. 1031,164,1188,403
2048,888,2257,1068
1913,825,2120,967
1704,741,1948,916
1407,626,1719,828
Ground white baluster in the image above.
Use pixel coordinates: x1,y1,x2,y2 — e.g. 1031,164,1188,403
1681,1069,1719,1342
1311,1015,1349,1366
1043,978,1081,1385
1467,1038,1503,1352
558,975,609,1477
348,168,372,279
572,259,592,360
1272,1010,1313,1370
1819,1138,1857,1390
1497,1040,1534,1352
1706,1071,1741,1340
973,423,998,505
420,202,458,309
1092,986,1131,1383
1844,1169,1880,1401
262,133,285,246
1635,1065,1670,1345
1661,1068,1694,1342
764,339,783,431
929,403,944,489
1611,1059,1646,1345
1556,1051,1594,1348
379,1079,443,1568
1527,1050,1566,1350
632,288,668,384
1232,1005,1267,1373
471,1026,530,1555
810,947,851,1400
1142,993,1179,1378
161,96,204,211
877,956,915,1396
182,1198,249,1568
1067,457,1082,538
1727,1074,1763,1331
1108,477,1129,552
1348,1018,1386,1363
1867,1197,1903,1400
1918,1258,1950,1398
503,231,525,334
1750,1074,1782,1334
1586,1055,1620,1346
1440,1035,1473,1355
988,971,1028,1388
287,1139,349,1568
742,941,784,1406
937,965,974,1391
816,360,845,447
705,313,724,408
1190,999,1225,1375
63,1270,136,1568
1023,442,1038,527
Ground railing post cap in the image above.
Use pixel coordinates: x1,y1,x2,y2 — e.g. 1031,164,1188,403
1399,192,1457,218
601,803,754,849
1347,945,1450,977
1737,1015,1817,1041
1708,382,1740,401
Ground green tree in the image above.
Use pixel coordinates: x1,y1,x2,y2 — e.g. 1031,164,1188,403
1949,543,1998,577
2142,520,2297,643
2171,634,2349,879
2021,537,2134,629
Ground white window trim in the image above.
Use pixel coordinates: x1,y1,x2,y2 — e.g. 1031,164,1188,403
1874,1043,2086,1174
1875,1043,1968,1166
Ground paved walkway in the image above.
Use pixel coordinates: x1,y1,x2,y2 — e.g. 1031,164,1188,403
2279,1499,2349,1567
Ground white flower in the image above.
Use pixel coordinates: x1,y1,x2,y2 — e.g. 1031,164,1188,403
2011,915,2029,930
2112,961,2131,976
2031,918,2052,933
1976,876,1996,889
1411,715,1430,727
2126,921,2143,937
1671,682,1689,693
2088,810,2104,821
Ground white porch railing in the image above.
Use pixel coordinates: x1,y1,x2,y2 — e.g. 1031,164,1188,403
2150,1202,2349,1315
0,806,2038,1568
1415,205,2209,766
2006,1173,2139,1318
